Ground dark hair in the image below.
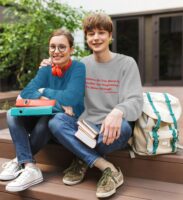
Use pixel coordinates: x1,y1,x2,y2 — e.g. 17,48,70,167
49,28,74,47
83,12,113,35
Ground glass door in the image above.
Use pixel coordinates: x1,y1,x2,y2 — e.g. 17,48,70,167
153,14,183,85
112,17,144,84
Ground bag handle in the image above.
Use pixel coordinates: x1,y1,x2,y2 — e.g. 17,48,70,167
146,92,160,154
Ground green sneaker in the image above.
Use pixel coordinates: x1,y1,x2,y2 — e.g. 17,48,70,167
96,167,124,198
62,159,88,185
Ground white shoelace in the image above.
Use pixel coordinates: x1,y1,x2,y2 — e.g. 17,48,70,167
13,167,38,184
2,161,18,172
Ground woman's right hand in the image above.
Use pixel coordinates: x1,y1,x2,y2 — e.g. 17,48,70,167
39,58,51,67
62,106,75,116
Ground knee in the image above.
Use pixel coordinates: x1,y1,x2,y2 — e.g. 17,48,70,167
6,109,16,124
48,113,67,133
49,113,77,130
48,117,57,132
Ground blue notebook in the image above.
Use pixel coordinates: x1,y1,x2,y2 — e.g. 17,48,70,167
10,106,53,116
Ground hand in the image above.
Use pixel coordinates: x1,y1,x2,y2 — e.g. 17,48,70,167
16,95,22,100
40,96,49,100
62,106,75,116
100,108,123,145
38,88,45,94
39,58,51,68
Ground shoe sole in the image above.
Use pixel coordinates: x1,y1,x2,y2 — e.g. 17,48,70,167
5,177,43,192
96,179,124,198
63,177,84,186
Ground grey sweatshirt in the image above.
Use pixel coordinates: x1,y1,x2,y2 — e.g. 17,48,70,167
80,53,143,124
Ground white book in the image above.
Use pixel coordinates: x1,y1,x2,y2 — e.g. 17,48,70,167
82,120,99,135
75,129,97,148
77,121,96,139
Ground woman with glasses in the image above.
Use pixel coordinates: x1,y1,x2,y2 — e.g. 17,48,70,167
0,28,85,192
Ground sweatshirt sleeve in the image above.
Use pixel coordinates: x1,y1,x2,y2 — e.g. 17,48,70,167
42,63,86,106
115,58,143,121
20,67,49,99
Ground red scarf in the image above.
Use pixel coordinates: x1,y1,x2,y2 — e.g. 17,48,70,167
52,59,72,77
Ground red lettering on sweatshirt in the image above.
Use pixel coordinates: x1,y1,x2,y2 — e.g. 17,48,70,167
86,77,119,94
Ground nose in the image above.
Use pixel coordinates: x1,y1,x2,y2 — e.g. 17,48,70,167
93,33,99,40
54,46,60,53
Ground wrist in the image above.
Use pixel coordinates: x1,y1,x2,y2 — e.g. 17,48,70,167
111,108,123,118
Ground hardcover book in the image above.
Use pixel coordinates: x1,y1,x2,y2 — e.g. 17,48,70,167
75,120,99,148
15,99,56,107
75,129,97,148
10,106,53,116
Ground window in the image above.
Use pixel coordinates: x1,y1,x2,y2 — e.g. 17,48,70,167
112,17,144,83
153,13,183,85
116,19,139,63
159,16,182,80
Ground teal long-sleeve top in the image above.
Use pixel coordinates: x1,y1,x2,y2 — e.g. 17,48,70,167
20,60,86,118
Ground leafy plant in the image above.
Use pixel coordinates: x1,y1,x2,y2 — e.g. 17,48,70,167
0,0,87,88
0,100,11,110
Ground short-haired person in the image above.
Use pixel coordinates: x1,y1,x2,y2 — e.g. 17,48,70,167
41,13,143,198
0,28,85,192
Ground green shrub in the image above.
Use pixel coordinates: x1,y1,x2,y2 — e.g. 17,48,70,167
0,0,88,88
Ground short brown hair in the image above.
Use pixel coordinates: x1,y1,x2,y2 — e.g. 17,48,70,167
49,28,74,47
83,13,113,35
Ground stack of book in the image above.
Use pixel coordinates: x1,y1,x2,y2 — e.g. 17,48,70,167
75,120,99,148
11,99,56,116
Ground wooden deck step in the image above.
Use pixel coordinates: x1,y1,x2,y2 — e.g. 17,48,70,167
0,91,19,107
0,128,74,169
0,158,183,200
0,111,7,130
1,129,183,184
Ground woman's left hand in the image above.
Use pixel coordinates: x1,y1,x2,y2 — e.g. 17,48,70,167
40,96,49,100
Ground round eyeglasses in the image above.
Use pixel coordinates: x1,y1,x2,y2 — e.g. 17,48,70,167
49,44,67,52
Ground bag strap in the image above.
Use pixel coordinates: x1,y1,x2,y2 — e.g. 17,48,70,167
163,93,178,152
163,93,177,128
146,92,161,154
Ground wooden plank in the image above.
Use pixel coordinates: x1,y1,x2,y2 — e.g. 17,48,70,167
0,158,183,200
125,177,183,194
0,91,19,102
108,149,183,164
1,129,183,183
108,156,183,183
0,192,36,200
0,142,16,159
0,128,12,143
35,144,74,167
0,112,7,130
1,129,183,163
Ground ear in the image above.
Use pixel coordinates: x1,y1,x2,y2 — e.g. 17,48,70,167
70,47,74,55
109,32,112,40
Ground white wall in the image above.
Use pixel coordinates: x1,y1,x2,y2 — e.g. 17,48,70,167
60,0,183,49
60,0,183,15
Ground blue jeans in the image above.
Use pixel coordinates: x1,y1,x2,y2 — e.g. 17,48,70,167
49,113,133,167
7,110,52,164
